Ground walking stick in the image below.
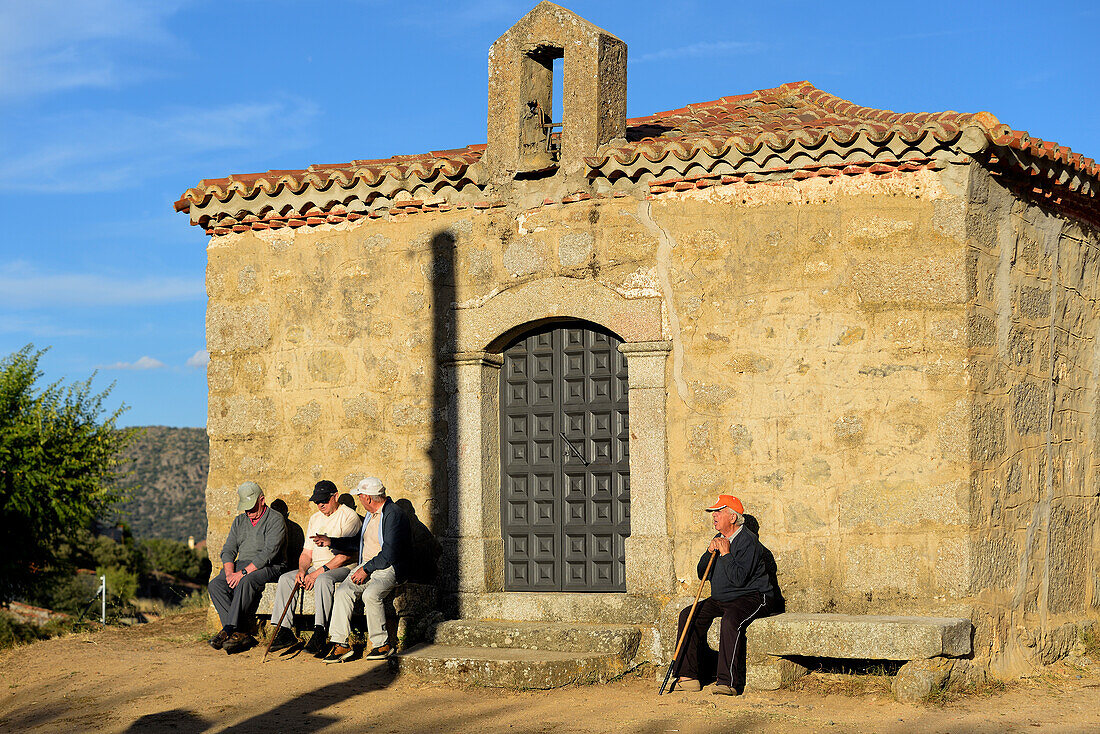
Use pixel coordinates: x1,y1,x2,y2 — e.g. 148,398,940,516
658,550,718,695
263,581,301,663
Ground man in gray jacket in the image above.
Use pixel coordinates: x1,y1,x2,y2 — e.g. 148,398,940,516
207,481,287,654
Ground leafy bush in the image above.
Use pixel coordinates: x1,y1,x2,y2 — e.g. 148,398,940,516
139,538,207,583
0,345,136,602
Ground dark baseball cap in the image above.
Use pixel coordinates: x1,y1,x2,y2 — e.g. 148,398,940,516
309,480,338,504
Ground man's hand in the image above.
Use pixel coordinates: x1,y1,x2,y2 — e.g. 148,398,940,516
350,568,368,584
707,537,731,556
302,569,322,591
311,534,331,548
225,570,245,589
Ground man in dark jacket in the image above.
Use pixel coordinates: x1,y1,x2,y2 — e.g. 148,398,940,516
674,494,773,695
323,477,411,663
207,481,287,654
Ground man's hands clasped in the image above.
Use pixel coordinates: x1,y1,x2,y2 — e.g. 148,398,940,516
707,536,731,556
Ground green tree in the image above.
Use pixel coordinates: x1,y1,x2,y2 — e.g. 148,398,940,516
0,345,136,602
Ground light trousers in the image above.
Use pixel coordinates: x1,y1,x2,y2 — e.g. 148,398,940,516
328,566,397,648
270,566,351,630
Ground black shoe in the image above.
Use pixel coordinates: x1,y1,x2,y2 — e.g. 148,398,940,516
268,626,299,653
364,644,392,660
304,627,327,656
224,632,256,655
208,628,230,650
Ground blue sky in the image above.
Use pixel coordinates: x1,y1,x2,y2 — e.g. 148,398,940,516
1,0,1097,428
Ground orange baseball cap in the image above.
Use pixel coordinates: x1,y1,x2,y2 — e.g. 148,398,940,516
705,494,744,514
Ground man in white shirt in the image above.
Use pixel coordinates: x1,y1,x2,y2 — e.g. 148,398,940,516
268,480,362,657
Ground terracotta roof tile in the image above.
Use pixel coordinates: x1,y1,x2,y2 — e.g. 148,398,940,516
177,81,1099,234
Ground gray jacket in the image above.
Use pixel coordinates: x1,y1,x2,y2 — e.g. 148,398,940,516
220,507,287,570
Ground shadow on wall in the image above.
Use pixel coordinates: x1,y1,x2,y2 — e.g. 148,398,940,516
394,497,443,583
268,499,305,566
429,229,458,598
742,514,785,615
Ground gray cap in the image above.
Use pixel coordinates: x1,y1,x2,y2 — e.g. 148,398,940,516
350,477,385,496
236,481,263,512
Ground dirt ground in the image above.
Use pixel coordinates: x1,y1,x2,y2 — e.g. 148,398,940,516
1,612,1098,734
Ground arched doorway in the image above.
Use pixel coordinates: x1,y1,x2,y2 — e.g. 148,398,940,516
499,322,630,592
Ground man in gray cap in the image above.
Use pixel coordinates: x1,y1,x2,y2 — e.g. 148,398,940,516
323,477,411,663
207,481,287,654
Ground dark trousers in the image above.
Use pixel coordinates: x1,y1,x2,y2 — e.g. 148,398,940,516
676,593,768,691
208,560,282,630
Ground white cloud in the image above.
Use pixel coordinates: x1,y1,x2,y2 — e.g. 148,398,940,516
0,314,94,337
100,355,165,370
633,41,765,64
0,0,183,99
186,349,209,368
0,99,320,193
0,262,204,307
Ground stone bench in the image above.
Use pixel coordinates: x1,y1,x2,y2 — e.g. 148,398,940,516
735,613,973,702
255,580,440,651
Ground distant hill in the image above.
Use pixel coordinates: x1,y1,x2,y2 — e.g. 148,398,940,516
113,426,208,542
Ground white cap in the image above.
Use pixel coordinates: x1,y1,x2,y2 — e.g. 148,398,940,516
351,477,386,496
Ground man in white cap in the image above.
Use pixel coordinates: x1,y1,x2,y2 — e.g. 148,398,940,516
323,477,411,663
207,481,288,654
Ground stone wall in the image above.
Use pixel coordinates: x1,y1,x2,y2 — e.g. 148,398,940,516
965,165,1100,674
203,163,1098,667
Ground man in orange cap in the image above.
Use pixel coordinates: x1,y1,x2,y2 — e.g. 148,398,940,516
674,494,774,696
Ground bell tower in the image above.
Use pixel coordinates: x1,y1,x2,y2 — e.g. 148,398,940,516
486,2,627,180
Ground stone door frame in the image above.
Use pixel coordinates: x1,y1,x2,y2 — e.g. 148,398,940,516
444,276,675,614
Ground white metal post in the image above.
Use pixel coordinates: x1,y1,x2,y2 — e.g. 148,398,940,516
99,575,106,624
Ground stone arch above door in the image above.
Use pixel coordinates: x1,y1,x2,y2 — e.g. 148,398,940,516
445,276,675,617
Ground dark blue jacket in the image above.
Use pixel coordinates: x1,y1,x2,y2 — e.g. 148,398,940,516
698,528,773,602
334,497,412,583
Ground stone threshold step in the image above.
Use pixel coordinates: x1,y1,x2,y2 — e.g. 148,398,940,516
396,644,633,689
432,620,641,657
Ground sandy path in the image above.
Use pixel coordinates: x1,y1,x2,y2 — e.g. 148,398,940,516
0,612,1097,733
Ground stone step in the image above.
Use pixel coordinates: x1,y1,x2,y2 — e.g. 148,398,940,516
396,644,632,688
431,620,641,658
747,613,972,661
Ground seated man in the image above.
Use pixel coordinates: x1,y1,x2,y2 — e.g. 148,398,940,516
323,477,410,663
267,480,363,657
675,494,774,695
208,481,287,654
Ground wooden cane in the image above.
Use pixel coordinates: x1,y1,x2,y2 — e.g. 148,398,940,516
658,550,718,695
262,581,300,663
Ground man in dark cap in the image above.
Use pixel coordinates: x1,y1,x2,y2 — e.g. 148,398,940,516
267,480,363,657
673,494,774,696
208,481,288,654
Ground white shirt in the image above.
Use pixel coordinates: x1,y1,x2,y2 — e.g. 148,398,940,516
303,504,362,570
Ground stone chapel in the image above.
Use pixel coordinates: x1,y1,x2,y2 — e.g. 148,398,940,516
177,3,1100,678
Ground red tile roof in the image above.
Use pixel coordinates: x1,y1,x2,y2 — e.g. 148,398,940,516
176,81,1099,234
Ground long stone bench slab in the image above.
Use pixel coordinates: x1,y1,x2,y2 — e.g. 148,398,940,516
747,613,972,660
741,613,974,700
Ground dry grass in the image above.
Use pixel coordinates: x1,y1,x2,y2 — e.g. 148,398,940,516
923,677,1008,706
788,671,893,698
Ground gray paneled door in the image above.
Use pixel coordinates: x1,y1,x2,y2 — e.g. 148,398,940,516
500,323,630,591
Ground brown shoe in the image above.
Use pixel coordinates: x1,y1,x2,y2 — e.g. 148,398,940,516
223,632,256,655
208,629,230,650
322,644,355,664
674,677,701,692
711,684,739,696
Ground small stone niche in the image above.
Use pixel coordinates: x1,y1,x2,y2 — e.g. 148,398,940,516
486,1,627,180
